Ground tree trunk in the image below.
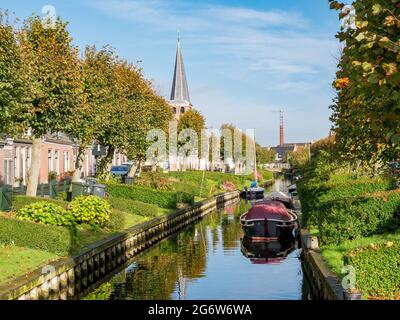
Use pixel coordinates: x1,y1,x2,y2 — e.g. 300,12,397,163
26,138,42,197
96,145,115,181
128,159,142,178
72,145,85,182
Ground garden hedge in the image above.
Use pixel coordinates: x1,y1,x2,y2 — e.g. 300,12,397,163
107,184,194,209
0,216,73,255
298,175,392,227
317,191,400,245
13,195,69,211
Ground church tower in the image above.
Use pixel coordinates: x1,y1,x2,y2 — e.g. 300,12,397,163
169,35,192,120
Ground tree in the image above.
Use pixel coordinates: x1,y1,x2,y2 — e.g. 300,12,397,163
329,0,400,165
178,109,206,137
256,145,276,164
285,146,310,167
82,46,123,180
0,12,25,134
17,16,82,196
115,60,172,176
177,109,206,161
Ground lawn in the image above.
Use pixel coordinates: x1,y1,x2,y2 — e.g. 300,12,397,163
0,245,59,284
321,232,400,300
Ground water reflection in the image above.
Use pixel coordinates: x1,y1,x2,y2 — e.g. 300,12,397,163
83,196,306,300
240,236,297,265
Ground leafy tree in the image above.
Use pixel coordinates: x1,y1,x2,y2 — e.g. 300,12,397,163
177,109,206,161
115,60,172,176
178,109,205,137
82,46,123,180
0,12,25,134
17,16,82,196
256,145,276,164
329,0,400,166
285,146,310,167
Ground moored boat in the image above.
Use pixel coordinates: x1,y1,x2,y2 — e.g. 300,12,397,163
263,191,295,209
240,186,265,200
240,200,298,241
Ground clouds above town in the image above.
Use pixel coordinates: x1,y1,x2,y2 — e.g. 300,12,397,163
85,0,340,145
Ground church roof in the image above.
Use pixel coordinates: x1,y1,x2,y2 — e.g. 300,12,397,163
170,38,191,105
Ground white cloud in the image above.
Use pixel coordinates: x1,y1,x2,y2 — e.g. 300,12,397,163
86,0,338,145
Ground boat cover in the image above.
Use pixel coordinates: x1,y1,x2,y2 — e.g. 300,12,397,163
244,201,292,221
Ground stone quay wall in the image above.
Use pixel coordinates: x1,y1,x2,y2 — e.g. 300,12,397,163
300,229,345,300
0,191,240,300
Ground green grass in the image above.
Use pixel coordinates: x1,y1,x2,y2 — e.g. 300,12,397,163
321,231,400,275
0,245,59,284
138,170,272,197
321,231,400,299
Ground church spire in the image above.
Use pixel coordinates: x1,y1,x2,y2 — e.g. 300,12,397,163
170,35,191,104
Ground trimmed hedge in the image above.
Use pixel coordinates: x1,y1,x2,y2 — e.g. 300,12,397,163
107,197,159,218
0,215,73,255
345,242,400,299
318,191,400,245
298,176,392,227
13,195,69,211
107,184,194,209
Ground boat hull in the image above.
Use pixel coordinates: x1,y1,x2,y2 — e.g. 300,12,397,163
241,219,296,241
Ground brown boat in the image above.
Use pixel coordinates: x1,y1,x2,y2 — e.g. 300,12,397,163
240,200,298,241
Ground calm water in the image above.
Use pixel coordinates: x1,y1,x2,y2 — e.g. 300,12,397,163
83,179,308,300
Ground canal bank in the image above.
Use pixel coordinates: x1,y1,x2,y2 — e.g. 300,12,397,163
0,191,240,300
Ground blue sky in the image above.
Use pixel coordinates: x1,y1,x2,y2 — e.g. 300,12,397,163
2,0,341,146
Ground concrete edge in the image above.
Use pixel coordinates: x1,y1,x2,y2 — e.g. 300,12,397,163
300,229,345,300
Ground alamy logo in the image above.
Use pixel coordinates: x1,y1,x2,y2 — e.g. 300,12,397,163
146,121,257,175
41,5,57,29
341,265,356,290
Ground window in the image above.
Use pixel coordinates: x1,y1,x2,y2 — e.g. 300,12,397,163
27,147,31,171
4,159,13,185
180,107,185,114
63,151,70,172
172,107,176,114
14,147,20,179
55,150,60,175
48,150,53,172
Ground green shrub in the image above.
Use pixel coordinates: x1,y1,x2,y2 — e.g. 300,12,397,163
69,196,111,227
106,209,125,231
17,201,75,227
0,216,73,255
318,191,400,245
107,197,159,218
107,184,194,209
345,242,400,299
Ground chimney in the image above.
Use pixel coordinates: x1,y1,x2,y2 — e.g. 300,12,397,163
280,110,284,146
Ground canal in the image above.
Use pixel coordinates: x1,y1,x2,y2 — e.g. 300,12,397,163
83,179,309,300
